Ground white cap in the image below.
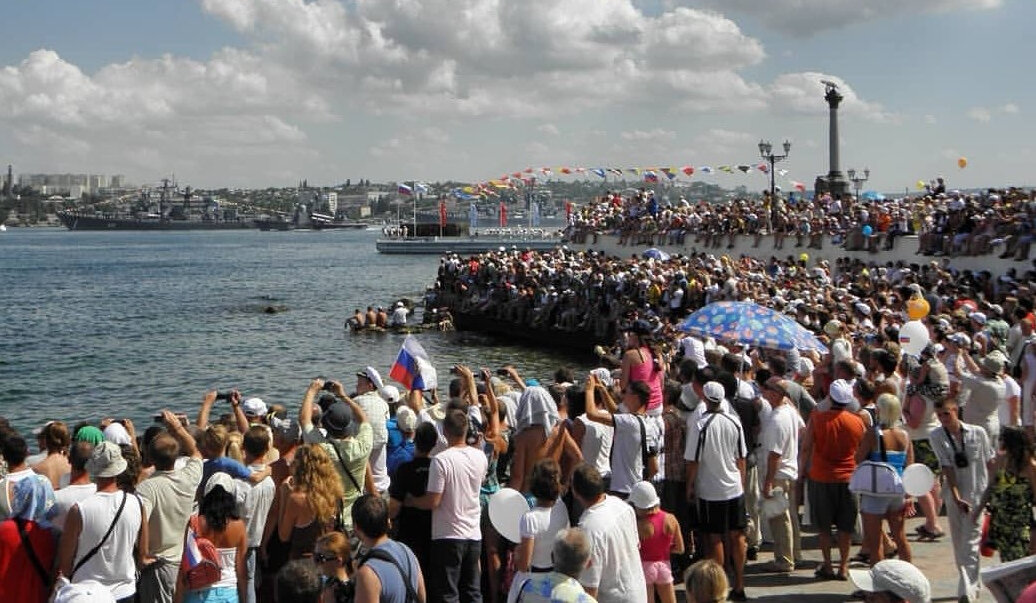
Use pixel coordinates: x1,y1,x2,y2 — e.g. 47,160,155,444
102,422,132,446
396,406,418,433
829,379,855,406
849,560,931,603
380,385,401,403
241,397,268,417
357,366,385,392
702,381,725,404
628,481,660,509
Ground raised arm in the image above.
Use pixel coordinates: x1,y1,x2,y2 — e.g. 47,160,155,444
584,374,614,426
162,410,201,459
230,390,249,434
299,379,322,430
197,390,218,428
331,380,367,424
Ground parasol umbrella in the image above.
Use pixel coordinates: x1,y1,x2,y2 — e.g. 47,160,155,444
679,301,828,352
860,190,886,202
643,248,670,261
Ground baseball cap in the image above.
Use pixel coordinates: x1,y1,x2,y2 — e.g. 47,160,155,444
381,385,401,403
396,406,418,433
829,379,855,406
323,402,353,434
357,366,385,391
204,471,237,497
86,441,128,478
74,425,105,446
102,423,132,446
628,481,661,509
242,397,268,417
849,560,931,603
968,312,987,325
702,381,725,404
269,416,301,443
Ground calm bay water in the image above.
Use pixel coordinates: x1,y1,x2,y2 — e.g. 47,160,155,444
0,228,585,434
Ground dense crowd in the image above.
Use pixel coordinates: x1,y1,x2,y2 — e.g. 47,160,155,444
6,220,1036,603
565,186,1036,259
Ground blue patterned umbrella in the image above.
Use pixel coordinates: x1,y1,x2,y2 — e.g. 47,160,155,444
679,301,828,352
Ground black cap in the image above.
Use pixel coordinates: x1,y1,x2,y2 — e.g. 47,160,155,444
323,402,353,434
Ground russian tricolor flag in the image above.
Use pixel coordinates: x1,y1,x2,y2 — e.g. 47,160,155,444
398,183,413,196
184,529,204,568
389,335,438,391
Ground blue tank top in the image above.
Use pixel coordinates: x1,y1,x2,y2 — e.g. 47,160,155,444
867,428,908,475
365,540,420,603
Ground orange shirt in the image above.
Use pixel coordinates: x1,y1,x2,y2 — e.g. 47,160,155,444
809,409,865,483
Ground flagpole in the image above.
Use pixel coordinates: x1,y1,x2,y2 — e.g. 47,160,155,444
412,180,417,239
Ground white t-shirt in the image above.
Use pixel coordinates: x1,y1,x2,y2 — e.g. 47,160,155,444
759,404,803,481
427,445,488,541
354,391,390,491
242,464,276,548
578,495,648,603
1000,375,1021,428
678,336,707,369
53,483,97,532
519,501,570,569
609,413,662,495
577,415,612,478
685,410,747,501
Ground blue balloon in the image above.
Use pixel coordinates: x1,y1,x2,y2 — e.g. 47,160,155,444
862,225,873,236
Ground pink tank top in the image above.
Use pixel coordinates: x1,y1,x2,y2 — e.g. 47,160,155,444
639,510,673,562
629,347,663,412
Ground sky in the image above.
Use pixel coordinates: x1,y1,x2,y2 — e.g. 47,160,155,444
0,0,1031,192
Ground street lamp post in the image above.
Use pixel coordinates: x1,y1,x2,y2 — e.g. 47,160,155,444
847,168,870,203
759,139,791,228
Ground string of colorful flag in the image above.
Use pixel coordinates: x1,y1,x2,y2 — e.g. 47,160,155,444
400,164,809,201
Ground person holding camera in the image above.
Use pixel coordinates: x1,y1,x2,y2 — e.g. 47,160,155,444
583,374,661,499
929,397,994,603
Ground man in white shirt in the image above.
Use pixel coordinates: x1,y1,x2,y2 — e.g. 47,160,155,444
685,380,748,601
52,441,97,532
758,374,805,572
354,366,391,494
136,404,204,603
583,376,661,498
57,440,148,602
571,463,647,603
240,425,275,603
0,433,52,520
390,301,410,326
411,409,488,603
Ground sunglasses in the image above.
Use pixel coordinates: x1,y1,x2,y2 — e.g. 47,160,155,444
313,552,338,563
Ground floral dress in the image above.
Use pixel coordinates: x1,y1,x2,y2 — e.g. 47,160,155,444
987,468,1034,561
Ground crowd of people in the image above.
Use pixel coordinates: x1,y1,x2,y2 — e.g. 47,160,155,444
565,185,1036,260
4,187,1036,603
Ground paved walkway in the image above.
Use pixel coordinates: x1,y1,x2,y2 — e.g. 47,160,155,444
673,515,1001,602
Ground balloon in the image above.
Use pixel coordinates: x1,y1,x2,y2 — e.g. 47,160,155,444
488,488,530,543
906,296,930,320
916,180,926,190
902,463,936,496
958,157,968,169
898,320,930,356
862,225,873,237
799,253,809,263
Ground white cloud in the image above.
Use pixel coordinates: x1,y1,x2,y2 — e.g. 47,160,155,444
621,128,677,141
537,124,560,136
968,107,993,123
924,114,938,125
767,72,896,122
687,0,1002,35
1001,102,1020,114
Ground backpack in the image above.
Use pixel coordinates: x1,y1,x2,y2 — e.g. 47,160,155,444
182,516,223,590
849,428,904,498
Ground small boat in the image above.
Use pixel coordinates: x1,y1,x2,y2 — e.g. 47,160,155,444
376,228,564,254
0,224,6,232
254,218,295,231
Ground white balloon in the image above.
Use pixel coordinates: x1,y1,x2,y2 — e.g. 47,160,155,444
902,463,936,497
898,320,930,356
488,488,530,543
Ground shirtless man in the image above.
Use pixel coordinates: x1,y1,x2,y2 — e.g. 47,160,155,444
349,308,366,329
376,307,389,328
365,306,377,327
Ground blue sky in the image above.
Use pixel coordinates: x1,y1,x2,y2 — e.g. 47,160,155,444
0,0,1031,192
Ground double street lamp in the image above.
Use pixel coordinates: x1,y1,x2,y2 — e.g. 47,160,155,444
847,168,870,202
758,139,792,200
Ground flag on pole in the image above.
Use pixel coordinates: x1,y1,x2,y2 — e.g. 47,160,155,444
438,200,447,228
389,336,438,391
397,183,413,196
415,182,430,195
499,202,508,227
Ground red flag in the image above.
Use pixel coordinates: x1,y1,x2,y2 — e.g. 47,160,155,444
439,200,447,228
565,200,573,219
499,203,507,227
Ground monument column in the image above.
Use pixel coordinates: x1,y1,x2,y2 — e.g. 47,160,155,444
822,83,848,196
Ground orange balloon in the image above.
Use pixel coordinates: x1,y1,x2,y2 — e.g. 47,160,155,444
958,157,968,169
907,296,930,321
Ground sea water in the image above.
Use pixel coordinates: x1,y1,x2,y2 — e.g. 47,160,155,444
0,228,585,433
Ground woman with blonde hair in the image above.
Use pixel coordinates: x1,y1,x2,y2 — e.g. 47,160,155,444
684,559,728,603
276,444,344,560
854,393,914,564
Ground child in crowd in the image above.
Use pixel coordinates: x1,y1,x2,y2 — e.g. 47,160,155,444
629,480,684,603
